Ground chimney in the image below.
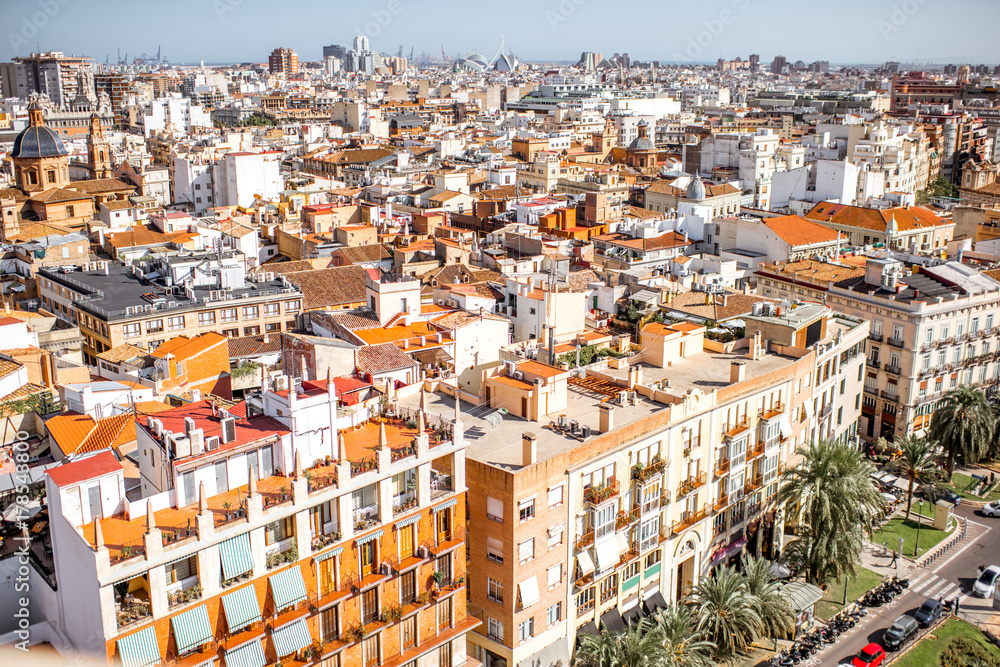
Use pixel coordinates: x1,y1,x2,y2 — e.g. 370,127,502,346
730,361,746,384
599,403,614,433
521,433,537,466
191,389,201,402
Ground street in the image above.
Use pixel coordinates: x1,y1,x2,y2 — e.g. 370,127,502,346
809,503,1000,665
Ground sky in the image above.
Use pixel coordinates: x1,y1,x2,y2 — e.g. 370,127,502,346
0,0,997,66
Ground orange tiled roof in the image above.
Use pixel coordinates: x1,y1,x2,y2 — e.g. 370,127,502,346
804,202,949,232
762,215,840,247
150,332,227,361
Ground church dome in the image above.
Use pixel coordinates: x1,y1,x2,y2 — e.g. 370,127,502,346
12,101,67,159
685,177,706,200
628,136,655,151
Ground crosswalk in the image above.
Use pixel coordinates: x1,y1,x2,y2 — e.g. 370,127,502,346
908,570,964,602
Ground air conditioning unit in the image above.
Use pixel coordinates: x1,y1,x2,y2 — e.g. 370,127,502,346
206,436,220,451
417,546,430,559
220,417,237,444
380,562,393,576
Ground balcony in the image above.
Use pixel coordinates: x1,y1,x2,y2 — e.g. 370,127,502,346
671,505,708,534
714,458,731,477
713,495,729,512
747,442,766,460
819,404,833,419
869,332,884,342
392,492,418,516
632,456,665,483
584,477,620,506
867,357,881,367
884,363,902,376
576,531,595,550
888,337,905,348
938,337,954,347
616,507,640,531
881,390,899,402
744,475,763,494
676,471,707,498
864,385,879,396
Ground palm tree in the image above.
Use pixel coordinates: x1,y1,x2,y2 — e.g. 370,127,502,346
929,386,993,478
646,605,716,667
890,435,939,520
740,554,795,642
575,619,665,667
777,439,883,584
687,565,761,660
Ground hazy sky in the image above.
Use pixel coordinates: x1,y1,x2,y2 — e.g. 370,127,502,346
1,0,996,65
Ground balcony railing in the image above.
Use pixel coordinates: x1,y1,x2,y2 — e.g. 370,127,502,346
744,475,763,494
584,477,620,506
616,507,640,531
887,337,905,348
632,456,665,483
819,404,833,419
869,332,884,342
747,442,766,460
714,458,730,477
671,505,707,534
713,496,729,512
392,492,417,516
864,385,879,396
884,363,902,376
676,471,707,498
881,390,899,402
576,531,595,550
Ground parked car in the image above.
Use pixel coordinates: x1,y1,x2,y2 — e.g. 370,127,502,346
914,598,944,627
853,643,886,667
883,614,920,650
983,500,1000,517
920,485,961,505
974,565,1000,597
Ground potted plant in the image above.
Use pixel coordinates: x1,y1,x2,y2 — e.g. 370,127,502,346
431,570,446,590
280,484,288,501
222,501,232,520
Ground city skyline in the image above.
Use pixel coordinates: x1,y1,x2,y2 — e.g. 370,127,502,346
1,0,998,66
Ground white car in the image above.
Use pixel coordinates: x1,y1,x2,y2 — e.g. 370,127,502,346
973,565,1000,597
984,501,1000,518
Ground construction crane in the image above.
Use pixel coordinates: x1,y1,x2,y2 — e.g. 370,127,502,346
441,45,446,60
409,45,414,61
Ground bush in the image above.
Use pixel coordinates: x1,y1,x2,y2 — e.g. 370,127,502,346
940,637,999,667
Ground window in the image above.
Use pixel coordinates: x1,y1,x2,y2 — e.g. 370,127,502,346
518,538,534,564
437,597,453,629
487,577,504,603
320,606,339,641
168,316,185,331
199,312,216,326
593,502,616,541
639,516,660,552
547,485,564,508
487,537,504,564
401,615,417,650
547,602,562,626
518,617,534,644
362,634,380,667
286,300,301,313
435,554,452,586
221,308,237,322
486,496,503,522
547,524,564,549
47,170,56,183
645,549,662,569
264,303,279,317
547,564,562,588
123,323,141,338
146,319,163,334
518,497,535,522
361,587,380,625
165,555,198,583
243,305,260,319
223,328,239,337
488,618,503,642
265,516,293,545
244,325,261,336
266,322,280,333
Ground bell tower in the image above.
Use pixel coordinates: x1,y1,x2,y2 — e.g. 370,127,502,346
87,113,111,179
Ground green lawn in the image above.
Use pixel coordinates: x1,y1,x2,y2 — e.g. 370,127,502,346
895,617,1000,667
872,516,950,559
814,566,883,620
946,472,1000,501
898,498,936,520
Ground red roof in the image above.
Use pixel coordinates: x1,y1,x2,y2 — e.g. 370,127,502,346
332,376,372,406
47,451,122,488
0,317,23,326
148,400,289,462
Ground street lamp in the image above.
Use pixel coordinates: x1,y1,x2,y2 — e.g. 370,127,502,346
914,500,924,557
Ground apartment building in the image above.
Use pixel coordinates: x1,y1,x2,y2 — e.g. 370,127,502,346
37,261,303,364
44,375,475,667
756,256,1000,442
803,203,954,251
405,307,865,667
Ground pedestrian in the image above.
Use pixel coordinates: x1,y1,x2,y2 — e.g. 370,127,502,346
979,564,986,577
889,549,898,567
955,596,961,616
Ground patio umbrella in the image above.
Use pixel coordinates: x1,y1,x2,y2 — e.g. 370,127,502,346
769,561,792,578
881,492,898,504
2,499,41,522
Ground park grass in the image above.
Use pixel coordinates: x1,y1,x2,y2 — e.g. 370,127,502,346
895,616,1000,667
872,516,950,559
946,472,1000,501
814,565,884,620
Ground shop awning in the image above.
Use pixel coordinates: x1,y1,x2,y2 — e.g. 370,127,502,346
395,514,421,529
271,618,312,658
577,621,598,640
315,546,343,563
577,551,595,576
355,529,384,546
518,575,540,608
595,537,620,572
616,532,631,560
219,532,254,580
781,581,824,612
413,347,453,365
779,415,792,439
600,608,626,634
643,591,668,616
803,401,813,418
116,626,160,667
221,585,262,633
711,536,748,564
224,638,266,667
433,498,457,513
268,565,308,611
171,604,212,655
622,604,643,626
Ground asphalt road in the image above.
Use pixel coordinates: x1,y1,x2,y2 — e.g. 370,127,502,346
806,503,1000,666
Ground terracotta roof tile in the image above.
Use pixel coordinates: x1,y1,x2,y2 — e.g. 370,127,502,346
762,215,840,247
355,342,418,375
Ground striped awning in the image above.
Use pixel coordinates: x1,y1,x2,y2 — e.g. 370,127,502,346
268,566,307,610
171,604,212,655
224,638,266,667
116,626,161,667
355,529,384,546
314,546,343,563
271,618,312,657
433,498,457,513
221,585,262,633
220,532,254,580
394,514,421,529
